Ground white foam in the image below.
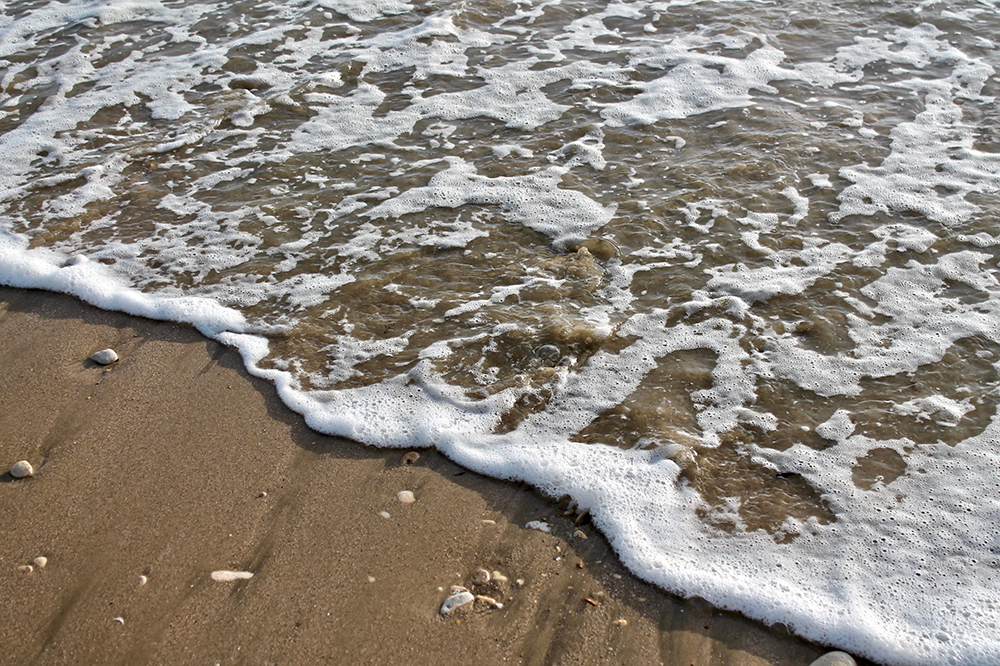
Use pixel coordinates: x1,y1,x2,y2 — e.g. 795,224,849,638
3,2,1000,665
832,25,1000,225
365,158,615,246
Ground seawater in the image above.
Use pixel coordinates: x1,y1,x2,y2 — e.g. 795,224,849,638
2,1,1000,663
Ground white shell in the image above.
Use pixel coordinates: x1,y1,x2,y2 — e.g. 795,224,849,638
396,490,415,503
440,590,475,615
137,575,148,586
469,568,490,586
10,460,33,478
33,557,47,569
89,349,119,365
474,595,502,609
211,570,253,581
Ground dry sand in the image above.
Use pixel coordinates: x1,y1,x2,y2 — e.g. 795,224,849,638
0,287,856,665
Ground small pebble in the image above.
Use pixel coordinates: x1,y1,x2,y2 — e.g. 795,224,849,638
450,585,469,594
33,557,47,569
440,590,475,615
137,575,148,586
397,490,415,503
401,451,420,465
613,618,628,627
491,571,508,584
469,568,490,586
10,460,34,479
367,576,375,583
573,530,587,539
113,616,124,625
90,349,119,365
809,652,857,666
17,565,33,574
515,579,525,587
533,344,561,362
576,561,585,569
380,511,391,519
481,519,496,525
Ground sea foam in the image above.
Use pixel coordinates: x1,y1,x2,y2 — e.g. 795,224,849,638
2,1,1000,664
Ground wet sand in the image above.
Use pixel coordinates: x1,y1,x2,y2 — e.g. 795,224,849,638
0,286,851,665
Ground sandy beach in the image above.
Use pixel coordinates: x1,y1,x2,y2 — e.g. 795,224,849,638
0,286,852,665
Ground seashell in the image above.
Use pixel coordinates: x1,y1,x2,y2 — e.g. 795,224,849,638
475,595,500,608
440,590,474,615
211,570,253,581
525,520,551,533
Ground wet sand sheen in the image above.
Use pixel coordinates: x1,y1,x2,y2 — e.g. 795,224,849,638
0,286,847,665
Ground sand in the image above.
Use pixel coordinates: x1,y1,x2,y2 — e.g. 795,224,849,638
0,286,853,665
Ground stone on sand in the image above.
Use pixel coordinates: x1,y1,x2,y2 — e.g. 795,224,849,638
90,348,119,365
33,557,47,569
10,460,33,478
396,490,415,503
809,652,856,666
469,568,490,586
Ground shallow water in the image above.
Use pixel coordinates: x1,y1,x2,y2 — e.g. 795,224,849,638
2,1,1000,663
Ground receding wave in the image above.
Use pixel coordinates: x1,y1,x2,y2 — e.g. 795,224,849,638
2,1,1000,663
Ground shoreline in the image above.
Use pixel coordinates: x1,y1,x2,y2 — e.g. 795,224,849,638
0,286,851,665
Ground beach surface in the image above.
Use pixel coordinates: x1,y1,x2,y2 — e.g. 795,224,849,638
0,286,844,665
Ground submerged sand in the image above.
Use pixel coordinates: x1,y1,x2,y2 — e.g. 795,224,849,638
0,287,853,665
